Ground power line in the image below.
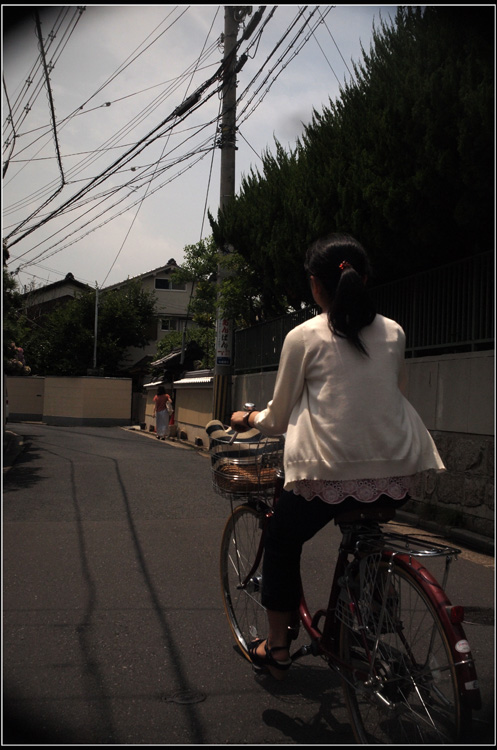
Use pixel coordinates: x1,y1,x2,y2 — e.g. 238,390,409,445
3,39,221,215
3,8,86,151
11,147,217,273
2,7,216,213
98,5,222,288
6,5,257,254
10,11,306,271
6,5,345,285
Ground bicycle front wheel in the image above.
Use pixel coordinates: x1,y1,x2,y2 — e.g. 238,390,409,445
340,558,469,744
220,503,268,659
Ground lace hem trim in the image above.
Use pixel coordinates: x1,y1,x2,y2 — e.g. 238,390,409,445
292,476,415,505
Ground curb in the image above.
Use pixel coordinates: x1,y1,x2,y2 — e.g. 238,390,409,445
123,425,197,451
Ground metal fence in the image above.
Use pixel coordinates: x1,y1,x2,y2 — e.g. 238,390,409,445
234,252,494,373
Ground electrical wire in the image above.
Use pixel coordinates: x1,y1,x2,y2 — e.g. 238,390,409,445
7,5,344,282
6,29,234,252
3,7,214,212
3,8,85,151
3,38,221,214
98,5,222,288
5,9,225,235
6,9,274,238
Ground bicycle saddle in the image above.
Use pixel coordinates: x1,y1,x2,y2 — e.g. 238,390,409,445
334,504,397,526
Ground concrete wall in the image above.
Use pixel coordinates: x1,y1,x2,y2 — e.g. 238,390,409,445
174,386,213,445
6,376,132,427
402,351,494,538
234,351,494,434
232,351,494,539
143,382,212,446
6,376,45,422
405,351,493,435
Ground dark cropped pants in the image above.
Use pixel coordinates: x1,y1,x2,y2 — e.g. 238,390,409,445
261,489,406,612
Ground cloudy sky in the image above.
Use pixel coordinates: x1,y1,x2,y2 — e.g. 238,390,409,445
3,5,397,292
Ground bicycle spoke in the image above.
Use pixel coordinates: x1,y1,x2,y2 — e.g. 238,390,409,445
339,560,465,743
220,504,267,656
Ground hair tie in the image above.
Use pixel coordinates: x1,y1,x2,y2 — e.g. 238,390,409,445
339,260,352,272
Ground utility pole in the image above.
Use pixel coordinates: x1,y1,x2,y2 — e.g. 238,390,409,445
92,284,99,372
212,6,251,422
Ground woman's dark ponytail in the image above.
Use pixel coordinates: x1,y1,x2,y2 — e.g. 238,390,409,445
305,233,376,355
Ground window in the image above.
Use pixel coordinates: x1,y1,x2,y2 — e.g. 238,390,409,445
154,278,186,291
161,318,176,331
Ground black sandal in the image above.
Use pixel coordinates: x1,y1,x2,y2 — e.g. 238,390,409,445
247,639,292,680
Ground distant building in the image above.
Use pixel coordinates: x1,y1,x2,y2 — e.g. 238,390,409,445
101,258,195,373
21,260,196,377
21,272,91,322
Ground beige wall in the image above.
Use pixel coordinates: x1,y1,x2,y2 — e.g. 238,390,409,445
144,383,212,445
175,387,213,443
6,376,45,421
7,376,132,426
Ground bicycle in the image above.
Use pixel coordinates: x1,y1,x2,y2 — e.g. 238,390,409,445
208,418,482,744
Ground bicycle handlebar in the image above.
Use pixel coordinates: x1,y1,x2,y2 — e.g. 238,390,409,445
229,402,256,444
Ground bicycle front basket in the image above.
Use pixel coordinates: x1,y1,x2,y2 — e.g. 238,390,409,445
207,421,284,502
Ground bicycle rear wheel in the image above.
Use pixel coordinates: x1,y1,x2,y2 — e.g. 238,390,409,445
220,503,268,659
339,558,469,744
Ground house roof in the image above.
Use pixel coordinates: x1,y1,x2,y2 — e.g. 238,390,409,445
21,272,91,298
102,259,180,291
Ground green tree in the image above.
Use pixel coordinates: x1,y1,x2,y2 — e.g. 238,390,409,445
3,264,30,374
25,280,156,376
156,327,215,370
172,235,264,330
211,6,494,308
171,237,219,329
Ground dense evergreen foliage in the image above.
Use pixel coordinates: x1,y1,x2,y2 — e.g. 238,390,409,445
210,6,494,322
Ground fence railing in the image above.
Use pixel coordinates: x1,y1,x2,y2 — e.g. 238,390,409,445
234,252,494,373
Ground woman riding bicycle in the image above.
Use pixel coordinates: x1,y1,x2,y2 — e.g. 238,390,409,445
231,232,445,679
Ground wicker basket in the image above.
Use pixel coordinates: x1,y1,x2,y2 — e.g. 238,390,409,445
213,462,279,494
209,434,284,502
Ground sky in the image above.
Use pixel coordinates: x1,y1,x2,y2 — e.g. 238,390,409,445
2,5,398,293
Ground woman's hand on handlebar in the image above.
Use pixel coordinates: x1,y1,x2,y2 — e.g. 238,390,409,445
230,410,259,432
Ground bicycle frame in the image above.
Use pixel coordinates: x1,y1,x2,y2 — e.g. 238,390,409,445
231,479,481,717
292,530,482,713
218,414,483,743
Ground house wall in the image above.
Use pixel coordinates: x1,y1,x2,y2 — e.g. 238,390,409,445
7,376,132,427
121,271,194,364
6,351,493,537
234,351,494,436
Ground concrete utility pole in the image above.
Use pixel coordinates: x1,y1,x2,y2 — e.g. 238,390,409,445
212,6,252,422
93,284,99,371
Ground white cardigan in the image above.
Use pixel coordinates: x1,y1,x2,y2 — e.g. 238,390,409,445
254,313,445,489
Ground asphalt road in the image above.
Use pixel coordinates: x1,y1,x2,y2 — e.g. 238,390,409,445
3,424,495,745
